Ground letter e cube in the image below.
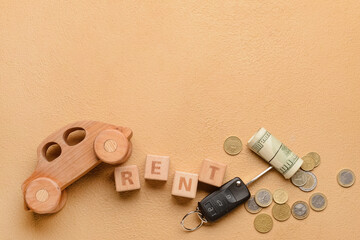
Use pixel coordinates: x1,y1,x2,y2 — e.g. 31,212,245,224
144,155,170,181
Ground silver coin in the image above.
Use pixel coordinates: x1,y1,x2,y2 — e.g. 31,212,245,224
255,189,273,207
337,169,356,187
294,203,306,215
299,172,317,192
291,201,310,220
291,169,308,187
309,193,327,211
245,196,262,214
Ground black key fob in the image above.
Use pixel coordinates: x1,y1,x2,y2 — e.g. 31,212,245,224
197,177,250,222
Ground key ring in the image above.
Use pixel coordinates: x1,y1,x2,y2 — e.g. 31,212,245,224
180,207,208,231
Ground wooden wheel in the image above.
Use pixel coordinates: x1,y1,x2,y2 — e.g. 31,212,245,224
94,129,130,165
48,189,68,214
25,177,62,214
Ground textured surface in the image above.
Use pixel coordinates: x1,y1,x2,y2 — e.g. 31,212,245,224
0,1,360,239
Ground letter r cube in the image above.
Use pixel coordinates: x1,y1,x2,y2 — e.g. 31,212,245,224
199,159,227,187
114,165,141,192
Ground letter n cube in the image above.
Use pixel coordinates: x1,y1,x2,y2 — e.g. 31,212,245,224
171,171,198,198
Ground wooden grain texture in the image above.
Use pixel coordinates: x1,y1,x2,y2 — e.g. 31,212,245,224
144,154,170,181
114,165,141,192
94,129,131,164
171,171,198,199
24,177,62,214
1,1,360,239
198,159,227,187
22,121,133,214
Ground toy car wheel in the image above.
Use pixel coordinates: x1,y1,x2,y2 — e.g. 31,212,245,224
25,177,62,214
94,129,130,165
48,189,67,214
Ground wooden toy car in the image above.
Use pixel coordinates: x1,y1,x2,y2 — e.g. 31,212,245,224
21,120,133,214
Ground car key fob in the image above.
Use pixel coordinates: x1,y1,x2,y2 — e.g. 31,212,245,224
198,177,250,222
182,166,273,231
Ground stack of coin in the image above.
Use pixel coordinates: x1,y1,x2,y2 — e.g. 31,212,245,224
299,172,317,192
301,152,321,171
226,139,337,232
249,188,291,232
245,196,262,214
290,152,320,192
246,189,274,233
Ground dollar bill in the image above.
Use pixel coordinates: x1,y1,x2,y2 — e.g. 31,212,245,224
248,128,303,179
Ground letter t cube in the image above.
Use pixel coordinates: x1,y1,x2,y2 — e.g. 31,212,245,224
199,159,227,187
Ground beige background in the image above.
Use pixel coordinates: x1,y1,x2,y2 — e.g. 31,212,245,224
1,1,360,239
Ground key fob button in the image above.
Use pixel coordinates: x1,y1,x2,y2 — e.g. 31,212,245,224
204,202,217,216
224,190,236,203
216,199,223,206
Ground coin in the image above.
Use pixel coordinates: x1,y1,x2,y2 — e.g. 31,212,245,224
272,203,291,222
273,189,288,204
309,193,327,211
245,195,262,214
223,136,242,156
255,189,272,207
299,172,317,192
291,169,308,187
254,213,273,233
291,201,310,220
307,152,321,167
337,169,356,188
301,155,316,171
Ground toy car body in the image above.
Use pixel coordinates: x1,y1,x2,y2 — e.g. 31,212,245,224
22,120,133,214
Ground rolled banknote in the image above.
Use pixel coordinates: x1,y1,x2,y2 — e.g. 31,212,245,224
247,128,303,179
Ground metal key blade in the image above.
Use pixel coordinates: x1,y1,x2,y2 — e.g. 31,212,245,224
246,166,273,186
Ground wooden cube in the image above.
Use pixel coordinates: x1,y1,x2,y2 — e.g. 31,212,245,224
199,159,227,187
114,165,140,192
144,155,170,181
171,171,198,198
